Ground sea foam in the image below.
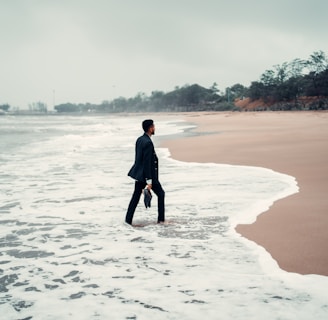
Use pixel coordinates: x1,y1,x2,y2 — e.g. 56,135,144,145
0,115,327,319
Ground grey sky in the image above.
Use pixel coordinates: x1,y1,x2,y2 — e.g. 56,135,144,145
1,0,327,109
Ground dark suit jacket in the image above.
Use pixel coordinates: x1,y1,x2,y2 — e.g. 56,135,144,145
128,133,159,183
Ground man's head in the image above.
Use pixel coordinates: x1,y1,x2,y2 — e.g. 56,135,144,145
142,119,155,135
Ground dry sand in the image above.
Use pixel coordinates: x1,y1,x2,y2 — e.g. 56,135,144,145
161,111,328,276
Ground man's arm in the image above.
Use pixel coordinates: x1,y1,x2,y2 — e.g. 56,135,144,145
143,140,153,189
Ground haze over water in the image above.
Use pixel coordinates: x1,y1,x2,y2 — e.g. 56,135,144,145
0,115,327,319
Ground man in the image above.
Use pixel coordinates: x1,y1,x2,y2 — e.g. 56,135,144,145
125,119,165,225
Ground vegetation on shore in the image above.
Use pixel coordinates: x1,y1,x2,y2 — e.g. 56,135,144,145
2,51,327,113
245,50,328,111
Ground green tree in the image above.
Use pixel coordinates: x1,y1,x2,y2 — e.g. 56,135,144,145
306,51,328,75
289,58,307,78
304,51,328,97
113,97,128,112
273,62,290,84
55,103,79,112
247,81,266,100
150,91,165,111
228,83,247,100
0,104,10,111
260,69,276,86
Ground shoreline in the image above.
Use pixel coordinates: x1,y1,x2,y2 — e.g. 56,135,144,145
160,111,328,276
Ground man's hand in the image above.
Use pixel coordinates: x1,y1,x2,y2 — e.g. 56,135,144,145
146,184,152,190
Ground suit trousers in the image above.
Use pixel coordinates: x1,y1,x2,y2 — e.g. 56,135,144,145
125,180,165,224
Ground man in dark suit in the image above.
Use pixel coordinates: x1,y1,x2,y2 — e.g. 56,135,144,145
125,119,165,225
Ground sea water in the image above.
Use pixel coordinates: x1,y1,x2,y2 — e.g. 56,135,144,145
0,115,327,320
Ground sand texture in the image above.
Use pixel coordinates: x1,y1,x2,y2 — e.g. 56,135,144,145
161,111,328,276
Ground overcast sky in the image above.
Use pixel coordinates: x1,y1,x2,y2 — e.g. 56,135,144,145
1,0,327,109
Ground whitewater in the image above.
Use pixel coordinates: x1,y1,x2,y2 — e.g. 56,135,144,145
0,114,327,319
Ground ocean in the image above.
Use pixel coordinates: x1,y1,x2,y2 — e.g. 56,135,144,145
0,114,327,319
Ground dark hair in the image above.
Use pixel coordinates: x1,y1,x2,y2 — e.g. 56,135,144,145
142,119,154,132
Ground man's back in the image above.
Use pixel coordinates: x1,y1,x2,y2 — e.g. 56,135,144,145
128,133,155,183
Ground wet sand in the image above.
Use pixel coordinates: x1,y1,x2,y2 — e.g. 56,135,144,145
161,111,328,276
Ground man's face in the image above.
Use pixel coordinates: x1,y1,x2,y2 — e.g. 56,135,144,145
149,124,155,135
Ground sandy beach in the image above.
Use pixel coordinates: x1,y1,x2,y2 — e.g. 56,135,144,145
161,111,328,276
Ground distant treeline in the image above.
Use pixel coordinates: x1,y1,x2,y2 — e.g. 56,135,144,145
2,50,327,113
54,83,235,113
54,51,328,112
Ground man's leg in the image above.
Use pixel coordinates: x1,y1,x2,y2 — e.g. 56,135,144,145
152,182,165,223
125,181,145,224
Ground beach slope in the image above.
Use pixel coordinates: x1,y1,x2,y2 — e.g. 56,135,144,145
161,111,328,276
